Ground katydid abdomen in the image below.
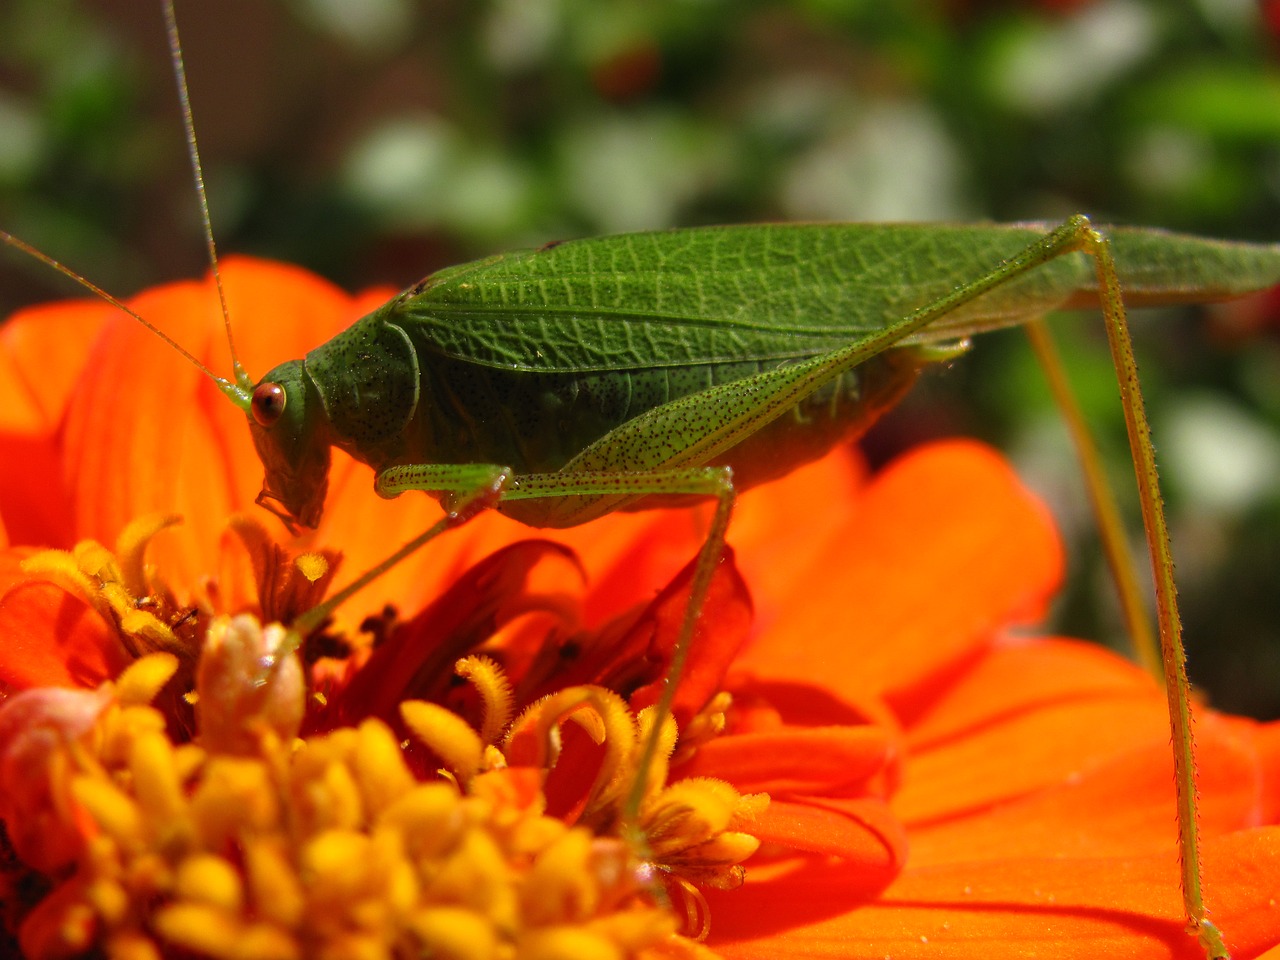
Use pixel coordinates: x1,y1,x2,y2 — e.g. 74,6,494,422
322,339,923,526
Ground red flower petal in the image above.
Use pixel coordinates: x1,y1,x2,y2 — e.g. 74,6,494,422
575,545,754,727
316,540,579,730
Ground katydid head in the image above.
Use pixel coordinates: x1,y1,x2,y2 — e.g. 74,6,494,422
246,360,331,533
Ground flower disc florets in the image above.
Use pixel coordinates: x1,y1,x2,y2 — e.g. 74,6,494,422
0,614,765,960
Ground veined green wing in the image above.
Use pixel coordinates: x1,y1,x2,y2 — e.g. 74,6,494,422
391,222,1280,374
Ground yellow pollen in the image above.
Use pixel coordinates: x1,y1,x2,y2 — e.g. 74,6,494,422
294,552,329,583
226,515,340,626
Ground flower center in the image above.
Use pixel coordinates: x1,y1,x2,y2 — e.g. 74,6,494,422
0,626,766,958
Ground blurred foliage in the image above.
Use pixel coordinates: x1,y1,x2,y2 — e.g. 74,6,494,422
1,0,1279,717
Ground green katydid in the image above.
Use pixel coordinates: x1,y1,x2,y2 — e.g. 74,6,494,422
4,3,1280,958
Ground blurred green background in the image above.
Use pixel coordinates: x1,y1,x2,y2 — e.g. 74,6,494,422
1,0,1278,717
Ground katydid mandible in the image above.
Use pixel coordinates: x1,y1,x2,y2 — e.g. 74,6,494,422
5,3,1280,957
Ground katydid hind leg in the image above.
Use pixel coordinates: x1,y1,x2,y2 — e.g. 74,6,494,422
831,215,1221,957
931,220,1221,956
1081,228,1225,959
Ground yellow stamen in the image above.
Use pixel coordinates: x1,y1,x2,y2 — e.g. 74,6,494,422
351,716,418,816
505,686,643,823
673,692,732,763
21,516,193,661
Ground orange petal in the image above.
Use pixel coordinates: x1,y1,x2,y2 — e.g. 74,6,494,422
63,281,253,588
906,711,1265,865
892,693,1170,825
0,581,123,690
727,445,868,631
0,299,108,548
903,636,1154,748
1249,719,1280,822
708,828,1280,959
738,441,1063,709
0,299,106,437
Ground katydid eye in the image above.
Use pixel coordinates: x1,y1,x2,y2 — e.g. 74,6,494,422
251,382,286,426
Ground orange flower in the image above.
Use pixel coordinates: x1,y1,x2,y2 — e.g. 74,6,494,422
1,258,1278,959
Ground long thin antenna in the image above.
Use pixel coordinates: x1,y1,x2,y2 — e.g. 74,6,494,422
162,0,251,393
1,228,248,409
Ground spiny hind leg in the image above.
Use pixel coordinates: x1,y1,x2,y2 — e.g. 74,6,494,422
1071,223,1226,960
